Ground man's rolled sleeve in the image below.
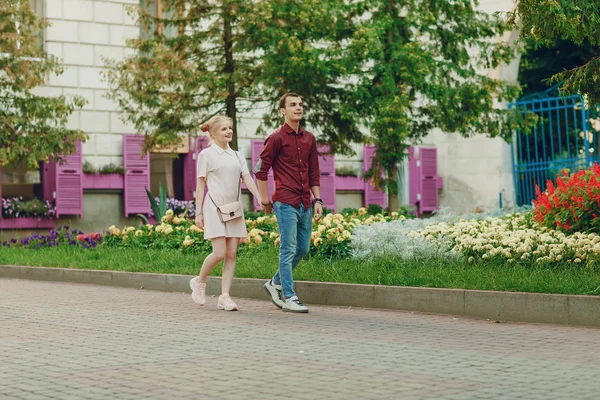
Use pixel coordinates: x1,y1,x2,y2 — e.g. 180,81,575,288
255,137,278,181
308,139,320,187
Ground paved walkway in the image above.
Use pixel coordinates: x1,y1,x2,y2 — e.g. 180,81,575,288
1,279,600,400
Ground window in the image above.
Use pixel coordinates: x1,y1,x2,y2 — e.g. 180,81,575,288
29,0,44,49
140,0,179,40
1,161,42,201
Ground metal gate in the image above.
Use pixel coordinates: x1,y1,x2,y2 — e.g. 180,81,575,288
510,86,600,206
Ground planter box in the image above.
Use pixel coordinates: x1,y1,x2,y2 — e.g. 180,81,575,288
82,173,124,190
335,175,364,191
0,217,56,229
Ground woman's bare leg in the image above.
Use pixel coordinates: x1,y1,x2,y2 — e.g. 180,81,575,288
199,237,226,283
220,238,239,295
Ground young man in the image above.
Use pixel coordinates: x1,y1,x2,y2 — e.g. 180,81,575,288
255,92,323,313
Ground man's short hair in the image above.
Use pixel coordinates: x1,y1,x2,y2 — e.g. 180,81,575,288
278,92,302,109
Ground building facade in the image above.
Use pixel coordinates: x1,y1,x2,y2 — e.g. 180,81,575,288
0,0,520,236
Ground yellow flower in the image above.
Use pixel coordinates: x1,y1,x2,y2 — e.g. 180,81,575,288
254,235,263,243
172,217,181,225
164,226,173,235
274,237,281,246
135,230,143,237
166,209,174,216
189,224,202,233
358,207,367,215
317,225,326,233
313,237,323,247
337,236,345,242
270,232,279,239
249,228,261,237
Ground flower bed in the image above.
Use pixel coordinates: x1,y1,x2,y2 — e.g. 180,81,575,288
2,197,56,219
2,226,102,249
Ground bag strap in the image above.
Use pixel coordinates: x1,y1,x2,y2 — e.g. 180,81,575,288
207,151,242,208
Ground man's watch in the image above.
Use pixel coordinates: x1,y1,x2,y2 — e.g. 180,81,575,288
313,198,323,205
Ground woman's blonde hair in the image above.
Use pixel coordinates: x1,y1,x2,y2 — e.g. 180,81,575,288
201,115,233,146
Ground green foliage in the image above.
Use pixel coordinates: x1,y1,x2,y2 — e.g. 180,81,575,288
366,203,383,216
1,197,55,219
104,0,258,151
99,163,125,174
83,160,125,175
509,0,600,103
0,0,87,168
335,165,359,177
241,0,365,155
145,182,167,220
518,39,599,97
105,216,211,253
351,0,524,202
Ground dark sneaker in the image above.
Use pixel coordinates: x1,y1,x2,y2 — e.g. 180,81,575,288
263,280,284,309
282,296,309,313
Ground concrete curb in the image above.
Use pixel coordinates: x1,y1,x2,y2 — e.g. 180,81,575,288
1,265,599,327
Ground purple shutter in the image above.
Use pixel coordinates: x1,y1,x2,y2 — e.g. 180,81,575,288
363,145,386,209
317,145,336,211
123,134,150,217
55,141,83,217
182,137,195,201
0,166,2,220
419,147,439,212
408,146,420,208
42,160,57,203
251,140,275,211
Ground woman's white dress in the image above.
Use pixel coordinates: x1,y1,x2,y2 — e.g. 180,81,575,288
196,144,250,240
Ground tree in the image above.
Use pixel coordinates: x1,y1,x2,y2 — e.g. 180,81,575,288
350,0,523,211
104,0,258,151
509,0,600,103
0,0,86,168
241,0,364,155
519,39,600,97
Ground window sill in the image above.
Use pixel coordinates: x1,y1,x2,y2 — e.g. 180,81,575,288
335,175,364,191
0,218,56,229
82,173,124,190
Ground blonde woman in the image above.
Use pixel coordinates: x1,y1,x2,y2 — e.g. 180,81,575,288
190,116,262,311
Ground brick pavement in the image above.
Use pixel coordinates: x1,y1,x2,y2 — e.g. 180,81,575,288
1,278,600,400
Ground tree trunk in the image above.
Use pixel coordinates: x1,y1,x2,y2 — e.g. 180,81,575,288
223,3,237,150
387,163,399,212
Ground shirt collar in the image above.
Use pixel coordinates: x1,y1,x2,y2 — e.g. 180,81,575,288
211,143,235,155
281,122,304,135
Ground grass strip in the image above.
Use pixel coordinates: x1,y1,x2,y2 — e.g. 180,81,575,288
2,246,600,295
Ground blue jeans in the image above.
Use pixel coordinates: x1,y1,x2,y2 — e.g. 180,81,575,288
272,201,312,299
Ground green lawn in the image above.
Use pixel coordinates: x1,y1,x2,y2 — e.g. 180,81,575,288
2,246,600,295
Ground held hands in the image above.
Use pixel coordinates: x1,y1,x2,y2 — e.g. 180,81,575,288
260,200,273,214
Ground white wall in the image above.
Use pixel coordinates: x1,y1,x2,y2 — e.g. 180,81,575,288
43,0,139,169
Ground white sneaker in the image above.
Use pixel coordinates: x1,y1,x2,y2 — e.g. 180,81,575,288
217,294,238,311
189,277,206,306
282,296,308,313
263,280,284,309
